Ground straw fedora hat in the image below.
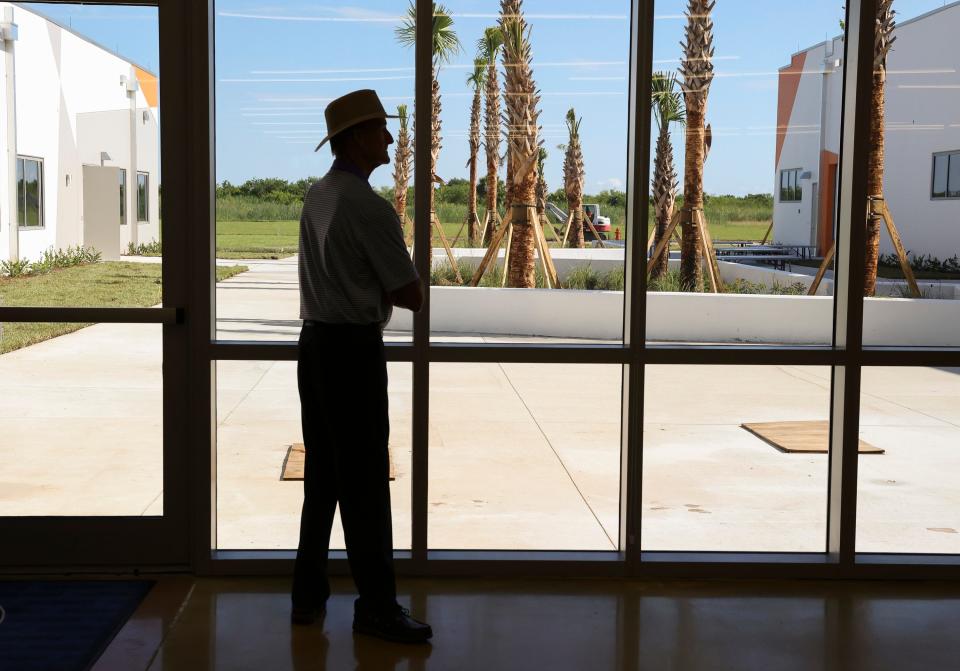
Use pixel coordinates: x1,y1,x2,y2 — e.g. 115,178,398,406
314,89,399,152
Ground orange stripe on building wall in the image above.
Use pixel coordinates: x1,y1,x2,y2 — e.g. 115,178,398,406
135,67,159,108
775,51,807,168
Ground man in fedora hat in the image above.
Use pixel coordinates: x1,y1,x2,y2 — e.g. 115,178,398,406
291,89,429,643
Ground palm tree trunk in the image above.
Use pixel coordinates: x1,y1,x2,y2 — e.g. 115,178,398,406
568,196,584,249
483,62,500,246
429,68,442,268
468,86,481,246
651,124,675,279
680,103,705,289
500,0,539,288
864,73,885,296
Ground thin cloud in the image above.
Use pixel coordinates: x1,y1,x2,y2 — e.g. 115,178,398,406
220,75,414,83
452,13,627,20
258,96,414,103
569,76,626,81
218,11,401,23
252,67,414,75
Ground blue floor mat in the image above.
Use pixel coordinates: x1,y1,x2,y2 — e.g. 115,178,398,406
0,580,154,671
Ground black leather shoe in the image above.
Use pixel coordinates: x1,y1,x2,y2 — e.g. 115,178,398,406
353,602,433,644
291,604,326,625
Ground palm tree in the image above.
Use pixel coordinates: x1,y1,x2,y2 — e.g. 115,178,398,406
396,1,461,257
500,0,541,288
650,71,685,279
678,0,715,290
392,104,412,239
477,26,504,245
466,58,486,246
865,0,896,296
563,108,585,249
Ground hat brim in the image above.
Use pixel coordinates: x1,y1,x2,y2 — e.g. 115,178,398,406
314,112,401,152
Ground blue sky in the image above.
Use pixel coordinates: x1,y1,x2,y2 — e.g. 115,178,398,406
34,0,954,196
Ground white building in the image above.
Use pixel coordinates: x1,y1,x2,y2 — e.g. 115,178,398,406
774,2,960,260
0,2,159,264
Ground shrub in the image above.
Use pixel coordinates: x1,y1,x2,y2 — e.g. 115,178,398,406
0,246,101,278
127,240,163,256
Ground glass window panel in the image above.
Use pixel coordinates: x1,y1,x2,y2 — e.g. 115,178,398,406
428,363,622,551
862,5,960,344
932,154,948,198
214,1,413,343
215,361,411,551
427,0,630,345
856,366,960,554
642,365,830,552
2,3,162,305
646,2,841,345
137,172,149,222
948,154,960,198
0,322,163,516
16,157,25,227
23,159,41,227
119,168,127,222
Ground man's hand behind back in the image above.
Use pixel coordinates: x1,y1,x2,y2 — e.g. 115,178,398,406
387,278,423,312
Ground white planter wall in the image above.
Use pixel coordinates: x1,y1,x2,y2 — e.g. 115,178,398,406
387,286,960,347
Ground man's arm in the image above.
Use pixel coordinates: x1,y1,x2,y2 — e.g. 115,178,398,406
387,277,423,312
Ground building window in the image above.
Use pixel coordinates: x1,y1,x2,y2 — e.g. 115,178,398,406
137,172,149,222
119,168,127,223
16,156,44,228
931,151,960,198
779,168,802,202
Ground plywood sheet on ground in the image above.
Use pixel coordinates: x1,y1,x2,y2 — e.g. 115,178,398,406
281,443,397,481
741,421,884,454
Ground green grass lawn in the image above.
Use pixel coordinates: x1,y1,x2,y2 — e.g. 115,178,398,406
213,213,771,258
0,262,247,354
216,220,300,259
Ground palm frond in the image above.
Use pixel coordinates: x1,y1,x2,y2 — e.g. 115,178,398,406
395,1,462,63
565,108,581,139
476,25,504,64
467,57,487,88
651,70,685,129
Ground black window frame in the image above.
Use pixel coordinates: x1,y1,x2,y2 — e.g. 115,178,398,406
931,150,960,199
780,168,802,202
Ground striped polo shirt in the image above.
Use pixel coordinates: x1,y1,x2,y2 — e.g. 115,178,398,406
298,166,418,326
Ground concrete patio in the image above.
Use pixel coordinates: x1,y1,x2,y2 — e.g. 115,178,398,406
1,256,957,554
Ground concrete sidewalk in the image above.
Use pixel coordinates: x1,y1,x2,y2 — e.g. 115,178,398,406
1,258,958,554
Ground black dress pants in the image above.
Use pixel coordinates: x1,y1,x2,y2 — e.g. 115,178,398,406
292,321,397,611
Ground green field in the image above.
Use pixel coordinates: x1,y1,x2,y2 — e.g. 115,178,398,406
0,262,247,354
215,210,771,258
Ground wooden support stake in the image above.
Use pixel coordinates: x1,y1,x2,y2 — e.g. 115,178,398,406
695,209,725,293
469,209,513,286
501,223,514,287
879,202,921,298
646,210,683,278
695,220,720,293
584,211,607,248
432,212,463,284
760,220,774,245
532,206,561,289
646,224,657,255
807,243,835,296
561,211,574,247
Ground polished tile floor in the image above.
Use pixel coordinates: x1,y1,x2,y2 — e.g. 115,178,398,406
89,576,960,671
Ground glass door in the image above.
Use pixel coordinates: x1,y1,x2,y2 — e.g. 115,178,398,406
0,1,189,568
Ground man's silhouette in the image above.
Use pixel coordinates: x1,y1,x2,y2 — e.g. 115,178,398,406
291,89,428,644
